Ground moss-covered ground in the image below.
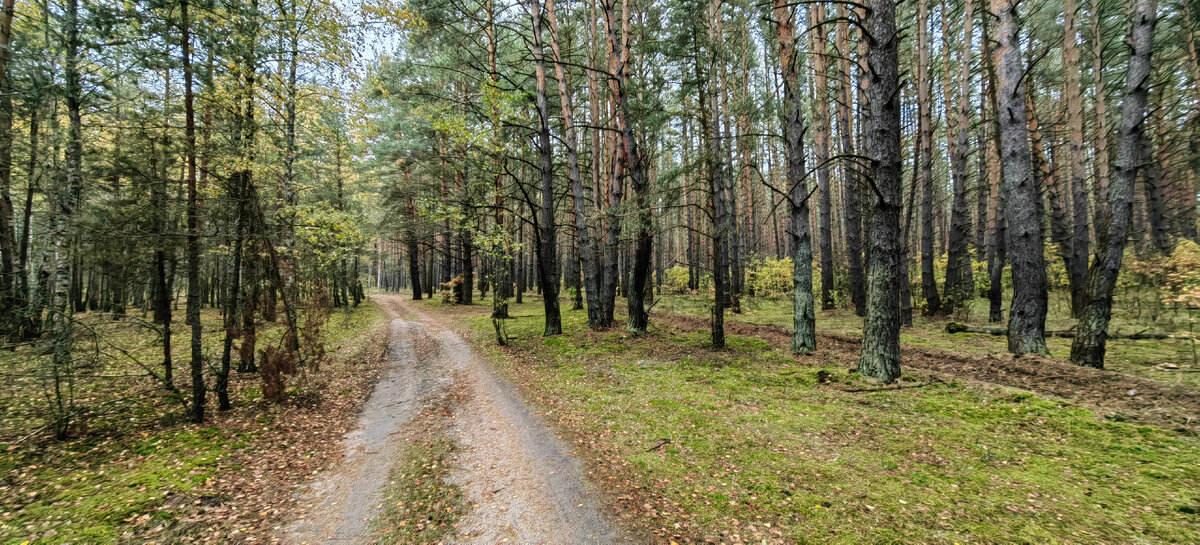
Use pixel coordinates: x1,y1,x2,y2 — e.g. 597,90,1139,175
0,301,387,544
443,297,1200,544
655,292,1200,389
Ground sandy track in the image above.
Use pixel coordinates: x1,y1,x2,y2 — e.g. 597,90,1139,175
284,295,626,544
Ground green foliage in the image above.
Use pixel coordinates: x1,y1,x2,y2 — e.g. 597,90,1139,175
663,265,694,294
746,257,793,298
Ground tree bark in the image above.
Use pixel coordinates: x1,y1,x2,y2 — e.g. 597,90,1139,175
1090,1,1112,226
916,0,941,315
182,0,206,422
0,0,15,335
530,0,562,335
857,0,902,382
943,0,974,313
547,0,603,327
837,6,865,316
990,0,1048,355
1071,0,1157,368
1063,0,1090,316
773,0,815,355
811,4,835,312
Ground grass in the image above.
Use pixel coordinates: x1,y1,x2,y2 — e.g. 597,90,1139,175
0,300,387,544
654,291,1200,389
451,299,1200,544
373,429,465,544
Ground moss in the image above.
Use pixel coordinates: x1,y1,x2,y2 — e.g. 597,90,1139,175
0,300,386,544
459,299,1200,544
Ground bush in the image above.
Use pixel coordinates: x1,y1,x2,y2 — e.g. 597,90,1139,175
663,265,692,295
747,257,794,298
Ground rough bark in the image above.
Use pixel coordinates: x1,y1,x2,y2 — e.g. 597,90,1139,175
857,0,902,382
547,0,603,327
0,0,14,334
1090,1,1112,225
1071,0,1156,368
182,0,205,422
709,0,729,348
837,6,865,316
773,0,815,355
982,20,1006,324
407,194,422,301
990,0,1048,355
1028,85,1073,306
1064,0,1090,316
943,0,974,312
811,4,835,311
530,0,562,335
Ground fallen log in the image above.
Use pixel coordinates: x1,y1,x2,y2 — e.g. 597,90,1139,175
945,322,1172,340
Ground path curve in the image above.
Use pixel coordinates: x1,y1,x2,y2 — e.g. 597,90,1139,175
284,295,626,544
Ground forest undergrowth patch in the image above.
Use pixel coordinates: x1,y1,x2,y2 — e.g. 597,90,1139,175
437,297,1200,544
0,301,388,544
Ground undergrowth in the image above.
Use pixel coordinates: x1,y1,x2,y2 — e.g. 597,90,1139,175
455,299,1200,544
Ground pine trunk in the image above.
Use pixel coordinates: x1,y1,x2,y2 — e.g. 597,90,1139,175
1071,0,1156,368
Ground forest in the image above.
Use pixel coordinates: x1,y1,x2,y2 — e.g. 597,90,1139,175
2,0,1200,542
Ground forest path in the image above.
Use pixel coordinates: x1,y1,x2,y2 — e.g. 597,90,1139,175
284,294,626,545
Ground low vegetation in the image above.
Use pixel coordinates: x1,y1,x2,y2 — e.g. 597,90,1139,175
447,300,1200,544
0,302,387,543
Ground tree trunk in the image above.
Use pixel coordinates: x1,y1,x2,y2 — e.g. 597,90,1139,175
772,0,815,354
1071,0,1157,368
916,0,941,315
858,0,903,383
182,0,205,422
1143,87,1171,254
1063,0,1090,316
547,0,603,327
1090,1,1112,227
838,6,865,317
990,0,1048,354
943,0,974,313
0,0,15,335
810,5,835,312
1028,84,1074,307
530,0,562,335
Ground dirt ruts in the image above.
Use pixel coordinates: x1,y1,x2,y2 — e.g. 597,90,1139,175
284,295,627,544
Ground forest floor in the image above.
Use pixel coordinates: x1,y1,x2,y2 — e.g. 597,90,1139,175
427,294,1200,544
285,294,627,544
0,300,391,544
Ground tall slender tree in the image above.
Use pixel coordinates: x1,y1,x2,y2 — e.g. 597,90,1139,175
990,0,1047,355
858,0,902,382
1071,0,1157,368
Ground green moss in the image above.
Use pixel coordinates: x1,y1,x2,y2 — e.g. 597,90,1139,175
0,300,386,544
462,299,1200,544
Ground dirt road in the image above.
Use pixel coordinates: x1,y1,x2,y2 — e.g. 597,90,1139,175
285,295,626,544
